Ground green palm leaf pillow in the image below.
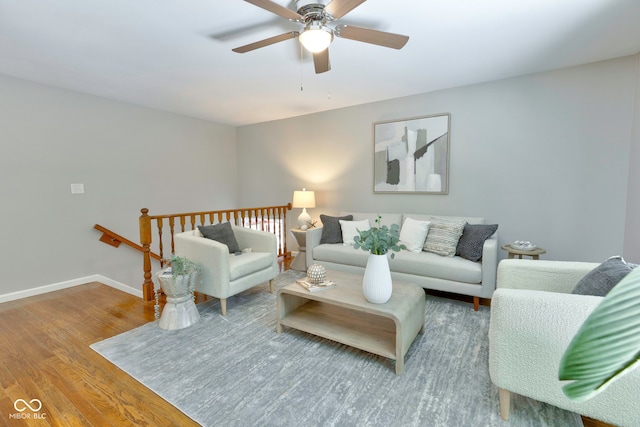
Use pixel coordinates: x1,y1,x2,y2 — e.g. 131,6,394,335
559,267,640,401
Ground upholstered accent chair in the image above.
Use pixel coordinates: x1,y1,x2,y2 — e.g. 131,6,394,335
489,259,640,426
174,225,278,316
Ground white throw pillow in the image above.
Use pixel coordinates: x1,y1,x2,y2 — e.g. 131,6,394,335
340,219,370,246
399,217,431,252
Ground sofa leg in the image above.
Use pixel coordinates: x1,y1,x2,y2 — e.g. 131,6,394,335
269,279,274,294
473,296,479,311
220,298,227,316
499,388,511,421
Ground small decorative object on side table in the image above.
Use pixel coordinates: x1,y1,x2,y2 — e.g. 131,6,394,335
290,228,308,271
501,241,546,260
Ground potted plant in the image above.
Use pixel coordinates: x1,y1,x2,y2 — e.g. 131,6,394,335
354,215,406,303
155,255,201,330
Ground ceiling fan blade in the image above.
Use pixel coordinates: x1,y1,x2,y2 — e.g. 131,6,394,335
325,0,366,19
232,31,299,53
313,49,331,74
243,0,303,21
335,24,409,49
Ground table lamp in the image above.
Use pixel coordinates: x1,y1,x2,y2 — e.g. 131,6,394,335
292,188,316,229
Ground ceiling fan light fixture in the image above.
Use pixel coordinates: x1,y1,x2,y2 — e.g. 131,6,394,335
299,22,333,53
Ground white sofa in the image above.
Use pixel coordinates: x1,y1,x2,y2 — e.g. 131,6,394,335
305,212,498,310
174,225,278,315
489,259,640,426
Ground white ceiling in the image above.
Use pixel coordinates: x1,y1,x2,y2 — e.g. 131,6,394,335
1,0,639,126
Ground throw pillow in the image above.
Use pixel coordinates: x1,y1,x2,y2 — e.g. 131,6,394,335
197,222,240,253
572,256,637,296
423,216,466,257
399,217,431,253
320,214,353,244
456,223,499,262
340,219,370,246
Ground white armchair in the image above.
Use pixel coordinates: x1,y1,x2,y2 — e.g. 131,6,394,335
488,259,640,426
174,225,278,316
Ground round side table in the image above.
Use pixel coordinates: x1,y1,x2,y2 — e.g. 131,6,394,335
501,244,546,260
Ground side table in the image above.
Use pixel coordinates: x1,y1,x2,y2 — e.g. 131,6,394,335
290,228,308,271
501,244,546,260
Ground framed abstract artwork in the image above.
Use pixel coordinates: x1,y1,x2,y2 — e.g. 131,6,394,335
373,113,450,194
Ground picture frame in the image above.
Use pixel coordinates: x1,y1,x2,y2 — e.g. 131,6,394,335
373,113,450,194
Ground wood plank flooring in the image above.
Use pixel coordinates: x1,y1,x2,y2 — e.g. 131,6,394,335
0,257,612,426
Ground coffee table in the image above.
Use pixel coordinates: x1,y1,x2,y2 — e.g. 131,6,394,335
276,269,425,375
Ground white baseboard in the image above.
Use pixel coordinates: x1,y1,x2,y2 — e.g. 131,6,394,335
0,275,142,304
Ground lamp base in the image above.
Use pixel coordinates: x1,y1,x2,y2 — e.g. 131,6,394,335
298,208,311,229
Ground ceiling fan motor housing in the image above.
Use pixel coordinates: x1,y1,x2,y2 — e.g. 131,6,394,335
296,0,333,22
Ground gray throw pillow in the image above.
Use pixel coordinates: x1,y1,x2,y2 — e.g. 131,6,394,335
320,214,353,244
456,223,498,262
572,256,637,296
198,222,240,253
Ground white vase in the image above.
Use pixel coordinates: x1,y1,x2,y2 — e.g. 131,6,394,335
363,253,393,304
156,271,200,330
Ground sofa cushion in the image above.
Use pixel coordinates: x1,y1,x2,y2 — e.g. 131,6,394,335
572,256,637,296
320,214,353,244
390,250,482,284
314,243,370,268
340,219,370,246
313,244,482,284
456,223,498,262
198,222,240,253
423,216,466,257
399,217,431,253
228,252,273,281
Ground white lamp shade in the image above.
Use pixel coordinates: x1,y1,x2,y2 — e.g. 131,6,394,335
292,190,316,208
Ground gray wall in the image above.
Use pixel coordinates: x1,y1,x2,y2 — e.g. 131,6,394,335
0,74,238,296
2,54,638,300
237,55,639,263
624,55,640,262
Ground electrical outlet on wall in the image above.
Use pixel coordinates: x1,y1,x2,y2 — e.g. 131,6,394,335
70,183,85,194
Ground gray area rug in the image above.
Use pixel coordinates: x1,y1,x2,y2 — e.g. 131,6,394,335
92,270,583,427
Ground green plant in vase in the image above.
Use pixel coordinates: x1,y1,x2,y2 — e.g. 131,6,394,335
353,215,406,304
354,215,406,257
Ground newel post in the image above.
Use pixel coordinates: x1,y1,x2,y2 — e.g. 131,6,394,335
139,208,154,301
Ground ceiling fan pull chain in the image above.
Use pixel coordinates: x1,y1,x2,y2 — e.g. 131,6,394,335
300,43,304,92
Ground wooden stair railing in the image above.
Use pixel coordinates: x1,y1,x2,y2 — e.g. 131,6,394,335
139,203,293,301
94,224,161,261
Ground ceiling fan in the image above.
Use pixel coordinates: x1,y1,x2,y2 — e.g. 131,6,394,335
232,0,410,74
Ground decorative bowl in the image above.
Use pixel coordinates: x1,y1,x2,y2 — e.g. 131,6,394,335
512,241,537,251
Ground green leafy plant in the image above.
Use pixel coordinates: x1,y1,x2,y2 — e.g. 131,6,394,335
353,215,406,258
559,267,640,401
167,255,200,277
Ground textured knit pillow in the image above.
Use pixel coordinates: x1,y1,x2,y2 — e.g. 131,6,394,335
399,217,431,253
340,219,370,246
456,223,498,262
423,217,466,257
197,222,240,253
320,214,353,244
572,256,637,296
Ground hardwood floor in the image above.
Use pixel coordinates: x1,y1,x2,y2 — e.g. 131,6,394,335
0,256,612,426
